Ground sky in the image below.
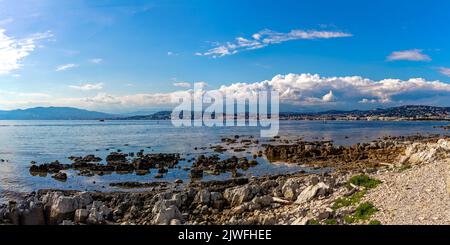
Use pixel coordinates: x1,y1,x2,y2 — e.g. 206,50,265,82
0,0,450,113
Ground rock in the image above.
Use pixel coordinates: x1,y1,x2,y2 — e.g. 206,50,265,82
309,176,319,185
400,139,450,165
281,179,300,201
292,216,309,225
20,201,45,225
259,215,276,225
210,192,225,210
86,201,111,225
49,196,82,224
189,168,203,179
252,195,273,207
75,192,93,208
52,172,67,181
87,209,105,224
153,205,182,225
194,190,211,205
295,182,329,204
106,152,127,164
317,210,332,220
169,219,182,225
224,184,261,207
74,209,89,223
61,220,75,225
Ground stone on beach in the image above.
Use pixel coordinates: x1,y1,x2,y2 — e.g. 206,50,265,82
295,182,330,204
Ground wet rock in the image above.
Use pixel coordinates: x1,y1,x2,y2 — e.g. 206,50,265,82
189,168,203,179
106,152,127,165
52,172,67,181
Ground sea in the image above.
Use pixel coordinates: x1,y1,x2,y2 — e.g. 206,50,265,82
0,120,448,202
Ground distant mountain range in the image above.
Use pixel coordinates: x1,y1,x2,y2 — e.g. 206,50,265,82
0,107,116,120
0,105,448,120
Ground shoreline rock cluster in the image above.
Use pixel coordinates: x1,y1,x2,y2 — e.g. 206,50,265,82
29,152,181,179
265,135,443,170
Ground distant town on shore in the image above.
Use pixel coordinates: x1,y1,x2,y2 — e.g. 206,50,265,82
1,105,448,121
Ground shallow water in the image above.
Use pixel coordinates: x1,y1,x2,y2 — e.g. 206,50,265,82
0,120,448,201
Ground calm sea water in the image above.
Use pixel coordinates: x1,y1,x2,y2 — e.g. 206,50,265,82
0,120,448,201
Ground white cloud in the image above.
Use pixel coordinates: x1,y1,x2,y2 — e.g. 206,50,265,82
197,28,352,58
359,98,377,104
0,29,52,75
55,63,78,72
322,90,335,102
69,83,104,91
194,81,208,89
167,51,179,56
387,49,431,61
173,82,191,88
2,74,450,112
0,18,14,26
89,58,103,64
438,67,450,77
215,73,450,106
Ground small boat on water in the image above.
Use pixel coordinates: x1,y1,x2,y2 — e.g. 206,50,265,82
99,119,105,122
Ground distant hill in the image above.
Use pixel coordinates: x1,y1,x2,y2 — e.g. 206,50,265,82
0,107,116,120
116,105,450,121
0,105,448,120
117,111,172,120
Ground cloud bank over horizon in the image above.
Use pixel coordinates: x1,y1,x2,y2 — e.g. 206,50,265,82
1,73,449,113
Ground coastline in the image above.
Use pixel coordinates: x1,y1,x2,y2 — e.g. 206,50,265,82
1,134,449,225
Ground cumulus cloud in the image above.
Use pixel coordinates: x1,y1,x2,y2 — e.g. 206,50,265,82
359,98,377,104
69,83,104,91
387,49,431,61
196,28,352,58
0,29,52,75
55,63,78,72
322,90,335,102
3,73,450,112
213,73,450,108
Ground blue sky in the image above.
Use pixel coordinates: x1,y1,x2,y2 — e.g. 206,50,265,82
0,0,450,112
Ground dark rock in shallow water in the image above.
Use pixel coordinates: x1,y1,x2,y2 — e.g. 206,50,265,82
106,152,128,165
52,172,68,181
29,152,181,179
189,168,203,179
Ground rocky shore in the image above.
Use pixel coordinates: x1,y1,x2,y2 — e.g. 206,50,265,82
1,135,449,225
